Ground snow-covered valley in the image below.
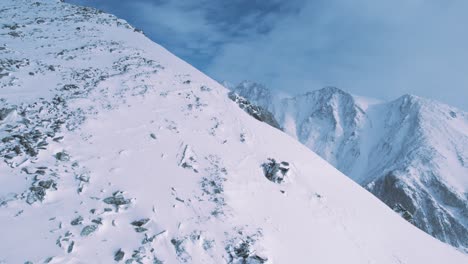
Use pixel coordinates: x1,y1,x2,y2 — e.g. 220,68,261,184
0,0,466,263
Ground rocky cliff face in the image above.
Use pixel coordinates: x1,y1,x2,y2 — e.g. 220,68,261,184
364,94,468,250
232,81,468,252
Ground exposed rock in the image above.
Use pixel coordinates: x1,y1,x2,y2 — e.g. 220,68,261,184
135,227,148,233
91,217,103,225
61,84,79,91
261,159,289,183
228,92,281,130
76,173,90,183
67,241,74,253
171,237,190,262
141,233,156,244
56,231,73,248
178,144,198,173
103,191,132,211
131,218,150,227
38,180,55,189
80,225,98,237
226,239,268,264
368,172,468,249
76,172,90,193
114,248,125,262
200,85,211,92
70,216,83,226
26,186,46,204
55,151,70,161
393,203,414,223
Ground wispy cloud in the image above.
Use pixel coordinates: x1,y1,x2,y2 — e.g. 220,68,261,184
207,0,468,109
68,0,468,110
69,0,298,69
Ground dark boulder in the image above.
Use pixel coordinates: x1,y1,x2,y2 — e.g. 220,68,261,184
80,225,97,237
261,158,290,183
114,249,125,261
103,191,132,211
70,216,83,226
103,195,131,206
131,218,150,227
55,151,70,161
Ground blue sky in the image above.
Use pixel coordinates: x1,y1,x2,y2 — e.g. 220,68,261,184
68,0,468,110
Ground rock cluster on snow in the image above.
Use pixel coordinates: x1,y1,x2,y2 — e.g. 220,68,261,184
261,159,290,184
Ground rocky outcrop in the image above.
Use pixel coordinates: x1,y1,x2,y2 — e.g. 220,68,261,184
261,158,290,184
228,91,281,130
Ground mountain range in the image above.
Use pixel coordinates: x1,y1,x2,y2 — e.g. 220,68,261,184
229,80,468,252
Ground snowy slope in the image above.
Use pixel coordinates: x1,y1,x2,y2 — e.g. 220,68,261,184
0,0,466,263
231,82,468,251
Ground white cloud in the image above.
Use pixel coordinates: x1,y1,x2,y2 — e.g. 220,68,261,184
69,0,468,109
206,0,468,110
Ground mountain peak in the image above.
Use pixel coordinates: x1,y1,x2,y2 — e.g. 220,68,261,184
318,86,347,95
397,93,423,104
392,93,461,119
298,86,354,104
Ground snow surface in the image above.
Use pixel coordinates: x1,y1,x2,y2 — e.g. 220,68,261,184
0,0,466,263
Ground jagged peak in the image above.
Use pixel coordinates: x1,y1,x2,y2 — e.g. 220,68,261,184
298,86,352,100
397,93,422,103
318,86,347,95
293,86,357,111
392,93,446,113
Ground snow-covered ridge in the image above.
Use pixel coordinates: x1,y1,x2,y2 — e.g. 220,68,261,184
230,80,468,252
0,0,466,263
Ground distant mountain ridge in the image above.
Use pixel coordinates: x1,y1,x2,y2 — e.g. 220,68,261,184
229,81,468,251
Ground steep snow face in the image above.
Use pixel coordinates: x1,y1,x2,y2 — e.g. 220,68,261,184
365,95,468,250
279,87,366,172
0,0,466,263
231,83,367,176
231,82,468,251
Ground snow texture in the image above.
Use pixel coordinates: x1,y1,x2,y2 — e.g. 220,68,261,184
0,0,466,263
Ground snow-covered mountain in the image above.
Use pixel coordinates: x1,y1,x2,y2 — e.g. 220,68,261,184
230,81,468,252
0,0,466,263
